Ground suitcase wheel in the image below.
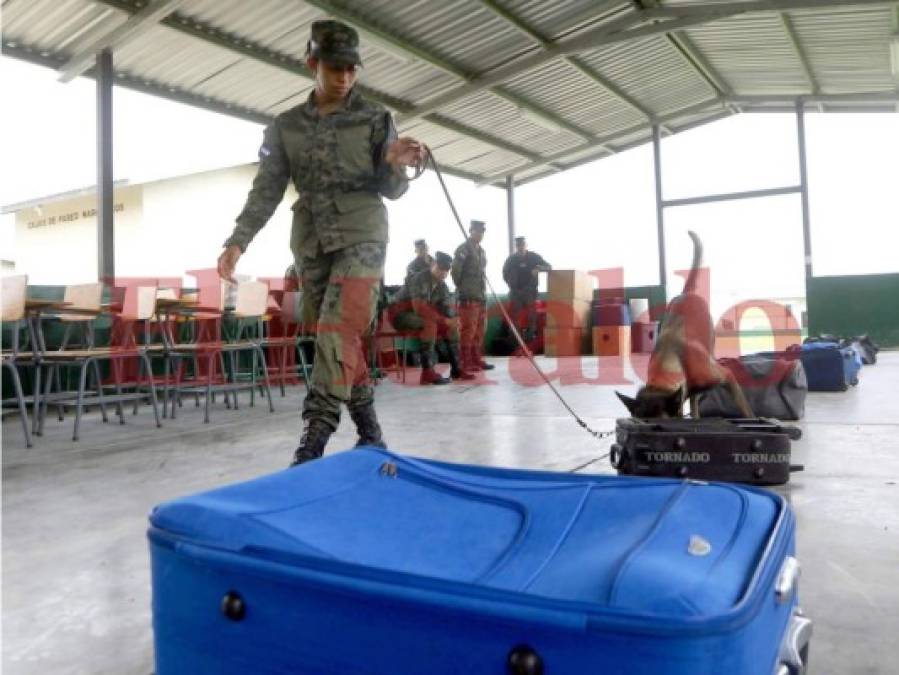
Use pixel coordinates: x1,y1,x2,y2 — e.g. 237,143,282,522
507,644,544,675
221,591,246,622
609,444,622,468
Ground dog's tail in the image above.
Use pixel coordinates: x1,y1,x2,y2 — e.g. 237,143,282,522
683,230,703,294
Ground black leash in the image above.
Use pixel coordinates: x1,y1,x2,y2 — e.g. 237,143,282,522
415,149,615,466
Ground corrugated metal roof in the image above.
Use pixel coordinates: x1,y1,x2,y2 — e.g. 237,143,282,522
3,0,896,186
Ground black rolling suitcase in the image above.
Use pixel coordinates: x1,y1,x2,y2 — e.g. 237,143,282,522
611,418,802,486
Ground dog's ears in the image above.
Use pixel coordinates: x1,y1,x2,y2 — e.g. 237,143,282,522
615,391,638,415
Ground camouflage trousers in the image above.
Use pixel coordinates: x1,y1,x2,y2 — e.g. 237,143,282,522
391,310,460,352
458,300,487,356
299,241,385,432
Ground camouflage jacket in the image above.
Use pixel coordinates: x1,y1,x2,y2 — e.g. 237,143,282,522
451,239,487,302
404,254,433,285
394,269,454,319
225,88,408,256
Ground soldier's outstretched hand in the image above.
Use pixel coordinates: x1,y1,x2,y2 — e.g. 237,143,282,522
386,137,428,170
217,244,242,283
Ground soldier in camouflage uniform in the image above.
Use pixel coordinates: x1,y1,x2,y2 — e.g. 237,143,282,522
391,251,475,385
451,220,495,372
217,20,427,465
404,238,433,285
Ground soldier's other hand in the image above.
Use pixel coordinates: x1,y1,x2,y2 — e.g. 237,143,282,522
386,137,428,169
217,245,242,283
446,317,460,330
531,268,540,278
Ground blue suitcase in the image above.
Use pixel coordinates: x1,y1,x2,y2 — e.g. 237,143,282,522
148,448,811,675
798,342,861,391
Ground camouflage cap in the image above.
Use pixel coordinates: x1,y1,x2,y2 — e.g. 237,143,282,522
470,219,486,232
308,19,361,66
433,251,453,270
414,239,427,247
514,236,526,243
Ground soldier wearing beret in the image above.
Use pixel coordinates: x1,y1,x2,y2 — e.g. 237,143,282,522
392,252,475,384
502,236,551,342
405,239,433,285
452,220,494,372
217,20,427,465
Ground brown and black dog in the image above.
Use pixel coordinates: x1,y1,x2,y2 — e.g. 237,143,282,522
616,231,753,419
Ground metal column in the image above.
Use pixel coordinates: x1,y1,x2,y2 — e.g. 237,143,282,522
97,49,114,283
652,125,667,299
795,100,813,283
506,174,515,255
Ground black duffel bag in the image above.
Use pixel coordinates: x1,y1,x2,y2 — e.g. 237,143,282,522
806,333,879,365
850,335,879,365
698,353,807,421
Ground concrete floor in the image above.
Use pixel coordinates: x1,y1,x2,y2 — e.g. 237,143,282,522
3,352,898,674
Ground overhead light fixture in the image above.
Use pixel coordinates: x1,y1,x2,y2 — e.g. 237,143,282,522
890,33,899,79
519,108,562,134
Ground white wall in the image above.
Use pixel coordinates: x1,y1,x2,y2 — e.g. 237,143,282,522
136,164,296,283
9,165,299,286
8,164,508,289
13,186,143,285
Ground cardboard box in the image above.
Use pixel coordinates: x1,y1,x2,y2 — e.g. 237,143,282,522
593,326,631,357
630,321,658,354
545,299,591,330
544,327,587,357
548,270,594,302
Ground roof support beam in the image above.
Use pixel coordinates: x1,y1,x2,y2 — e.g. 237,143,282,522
88,0,548,175
729,91,899,105
664,31,740,113
780,13,820,94
57,0,188,82
476,0,664,141
515,109,736,187
641,0,735,104
302,0,597,141
643,0,891,20
491,88,899,172
478,97,727,184
96,48,115,283
399,0,893,125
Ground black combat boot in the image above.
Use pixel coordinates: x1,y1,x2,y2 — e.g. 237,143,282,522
474,346,495,370
419,348,450,385
290,419,333,466
349,401,387,448
448,343,476,381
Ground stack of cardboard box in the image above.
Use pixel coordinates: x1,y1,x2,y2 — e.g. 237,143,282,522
544,271,593,357
592,298,631,357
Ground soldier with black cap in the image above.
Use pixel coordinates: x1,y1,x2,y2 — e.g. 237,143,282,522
502,235,552,342
405,239,433,285
452,220,494,372
216,19,428,466
391,251,475,384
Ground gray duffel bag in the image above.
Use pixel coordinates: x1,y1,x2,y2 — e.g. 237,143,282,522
698,353,808,421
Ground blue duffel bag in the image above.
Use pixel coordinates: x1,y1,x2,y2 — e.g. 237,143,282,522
149,447,810,675
797,341,861,391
